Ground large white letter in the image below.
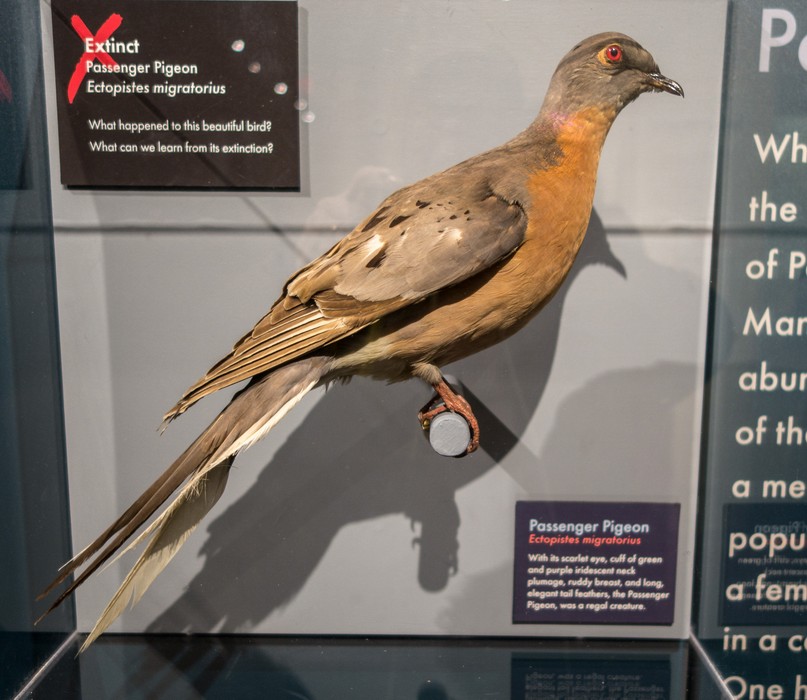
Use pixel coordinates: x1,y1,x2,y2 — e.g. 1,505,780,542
760,9,797,72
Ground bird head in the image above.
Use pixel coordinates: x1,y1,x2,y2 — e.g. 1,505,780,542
540,33,683,119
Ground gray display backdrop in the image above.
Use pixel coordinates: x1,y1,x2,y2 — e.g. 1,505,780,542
40,0,726,639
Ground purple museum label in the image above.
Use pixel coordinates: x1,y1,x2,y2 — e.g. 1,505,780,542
513,501,680,625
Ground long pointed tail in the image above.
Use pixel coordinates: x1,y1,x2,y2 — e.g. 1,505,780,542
38,356,329,650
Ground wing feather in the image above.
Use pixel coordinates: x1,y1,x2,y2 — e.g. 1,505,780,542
164,306,352,421
182,332,338,400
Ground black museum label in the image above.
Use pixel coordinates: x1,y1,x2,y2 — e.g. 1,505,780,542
51,0,300,188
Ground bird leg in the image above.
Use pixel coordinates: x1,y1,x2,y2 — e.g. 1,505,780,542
418,377,480,454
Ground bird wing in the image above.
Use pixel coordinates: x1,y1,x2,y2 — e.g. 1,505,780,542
290,178,526,305
164,172,527,421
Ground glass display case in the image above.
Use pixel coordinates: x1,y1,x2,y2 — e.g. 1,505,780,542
1,1,74,697
3,0,804,697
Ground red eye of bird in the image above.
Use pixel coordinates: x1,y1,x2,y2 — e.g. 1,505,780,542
605,44,623,62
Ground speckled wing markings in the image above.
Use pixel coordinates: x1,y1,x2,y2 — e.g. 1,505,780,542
290,177,527,306
164,172,527,422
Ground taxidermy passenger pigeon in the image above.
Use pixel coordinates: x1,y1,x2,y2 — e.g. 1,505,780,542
39,33,683,649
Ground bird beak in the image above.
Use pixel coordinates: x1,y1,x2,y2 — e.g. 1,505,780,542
645,72,684,97
601,245,627,279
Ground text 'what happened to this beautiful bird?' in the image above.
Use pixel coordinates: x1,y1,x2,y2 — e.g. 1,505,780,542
38,32,683,650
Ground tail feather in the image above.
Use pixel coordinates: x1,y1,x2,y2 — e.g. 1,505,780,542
38,356,329,644
79,457,232,652
37,432,219,609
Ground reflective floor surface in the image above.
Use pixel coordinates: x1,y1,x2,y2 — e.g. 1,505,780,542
10,634,736,699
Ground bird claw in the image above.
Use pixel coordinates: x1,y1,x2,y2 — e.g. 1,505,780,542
417,378,480,454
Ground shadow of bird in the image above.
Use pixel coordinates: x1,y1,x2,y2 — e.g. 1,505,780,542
144,210,625,634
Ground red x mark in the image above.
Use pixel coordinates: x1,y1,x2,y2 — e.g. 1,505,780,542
67,13,122,104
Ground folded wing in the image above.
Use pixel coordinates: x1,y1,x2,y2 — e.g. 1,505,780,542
165,171,527,421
